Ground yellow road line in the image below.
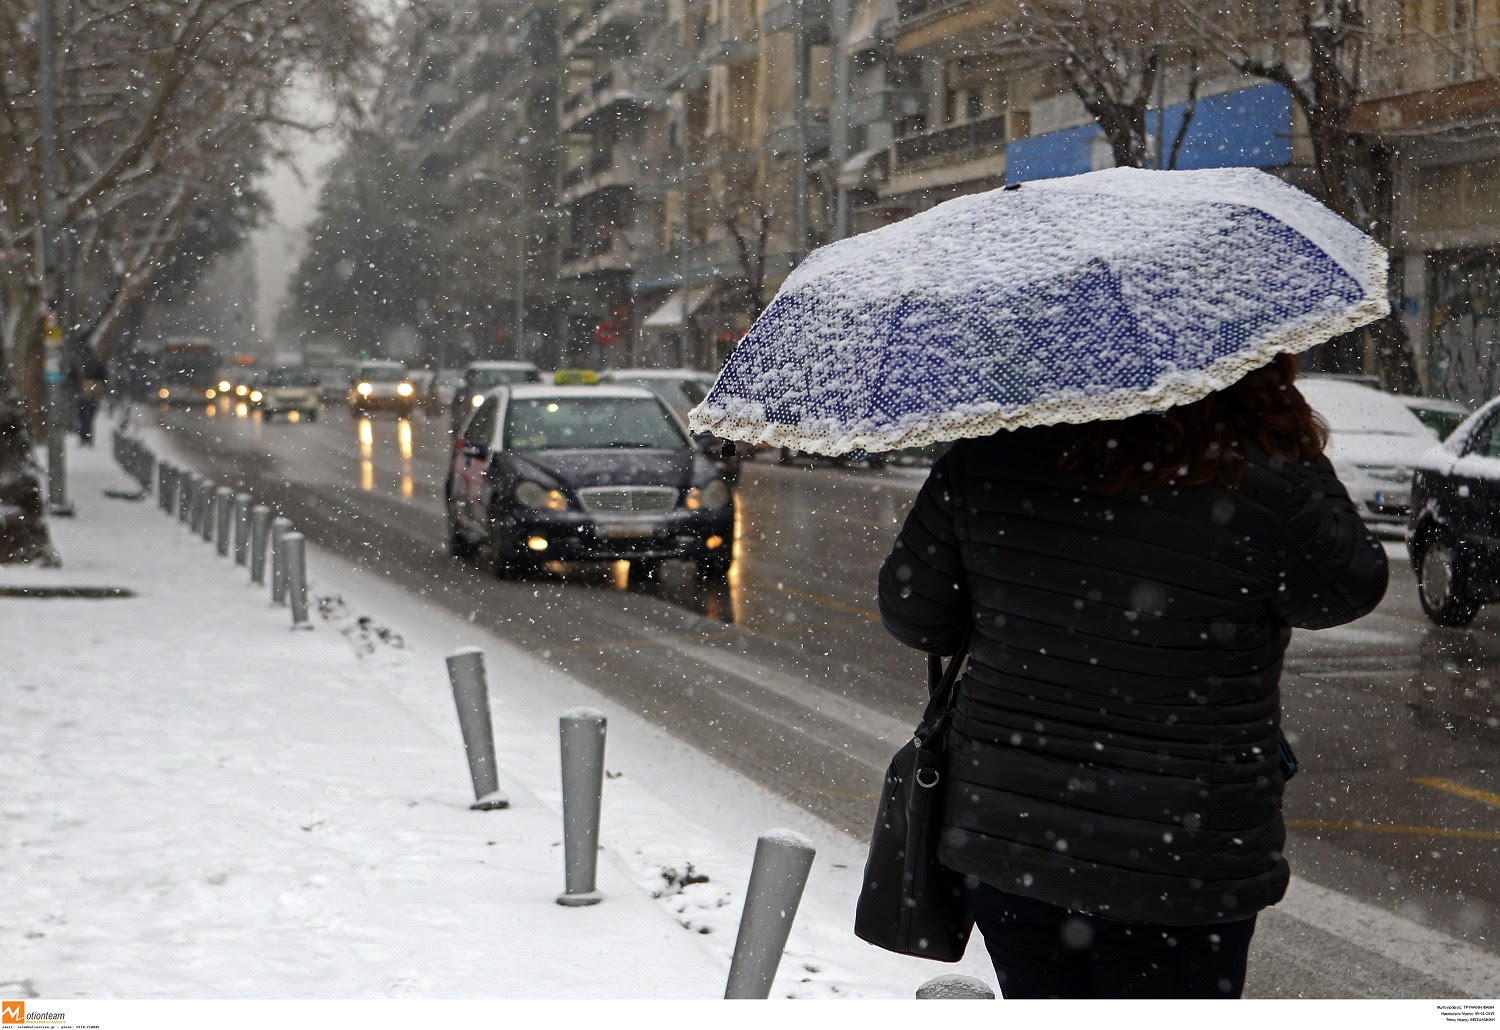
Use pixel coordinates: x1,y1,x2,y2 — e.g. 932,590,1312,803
1286,818,1500,842
744,574,882,623
1412,777,1500,810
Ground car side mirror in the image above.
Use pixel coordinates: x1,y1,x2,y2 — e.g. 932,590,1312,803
461,441,489,459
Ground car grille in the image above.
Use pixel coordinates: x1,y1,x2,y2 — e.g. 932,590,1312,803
577,486,678,516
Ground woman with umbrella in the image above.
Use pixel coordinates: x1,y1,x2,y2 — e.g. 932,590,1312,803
691,168,1391,998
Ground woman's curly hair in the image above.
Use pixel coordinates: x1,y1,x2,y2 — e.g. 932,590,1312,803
1058,353,1328,492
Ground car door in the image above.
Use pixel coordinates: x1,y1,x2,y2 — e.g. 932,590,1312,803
1453,409,1500,587
457,395,500,529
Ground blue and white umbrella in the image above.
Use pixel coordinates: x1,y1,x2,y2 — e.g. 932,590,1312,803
688,167,1389,455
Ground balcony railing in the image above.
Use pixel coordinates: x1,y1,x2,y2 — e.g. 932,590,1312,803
563,0,654,57
560,148,652,203
631,238,745,292
699,17,758,65
893,112,1009,170
561,63,658,127
561,234,637,276
766,113,831,156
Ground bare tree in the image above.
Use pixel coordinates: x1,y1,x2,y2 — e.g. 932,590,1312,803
0,0,374,562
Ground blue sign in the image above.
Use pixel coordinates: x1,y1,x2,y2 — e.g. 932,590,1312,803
44,371,66,385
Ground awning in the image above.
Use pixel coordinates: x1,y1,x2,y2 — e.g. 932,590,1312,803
838,147,885,188
641,287,714,331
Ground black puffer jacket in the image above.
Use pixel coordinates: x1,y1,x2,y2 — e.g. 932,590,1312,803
878,427,1388,926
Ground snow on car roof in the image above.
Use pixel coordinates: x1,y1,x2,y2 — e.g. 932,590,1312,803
468,360,538,370
600,368,714,380
502,384,661,401
1298,379,1434,437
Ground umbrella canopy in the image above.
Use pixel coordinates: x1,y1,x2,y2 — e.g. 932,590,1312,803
688,167,1389,455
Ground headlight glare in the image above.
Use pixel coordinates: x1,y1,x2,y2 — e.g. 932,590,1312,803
686,479,731,510
515,481,568,512
250,390,262,402
357,382,373,396
397,382,414,397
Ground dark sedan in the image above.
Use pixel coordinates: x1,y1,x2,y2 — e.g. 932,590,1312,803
445,384,735,581
1409,395,1500,626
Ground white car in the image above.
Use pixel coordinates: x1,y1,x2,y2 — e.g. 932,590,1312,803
256,367,322,421
1299,378,1441,528
349,360,417,417
1400,395,1471,441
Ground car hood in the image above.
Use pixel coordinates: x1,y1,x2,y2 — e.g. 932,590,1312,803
1326,431,1434,469
514,449,693,489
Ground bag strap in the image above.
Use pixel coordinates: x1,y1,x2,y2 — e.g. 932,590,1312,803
916,634,970,742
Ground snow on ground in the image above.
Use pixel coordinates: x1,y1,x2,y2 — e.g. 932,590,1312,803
0,424,997,1000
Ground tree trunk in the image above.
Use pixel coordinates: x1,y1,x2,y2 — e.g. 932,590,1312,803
0,370,55,565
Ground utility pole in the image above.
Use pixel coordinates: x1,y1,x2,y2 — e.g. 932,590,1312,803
792,0,811,264
37,0,73,516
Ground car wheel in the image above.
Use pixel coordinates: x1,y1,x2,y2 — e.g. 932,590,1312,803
306,409,318,422
695,556,732,583
485,514,530,579
1415,532,1479,627
777,447,793,465
630,559,664,583
867,454,887,470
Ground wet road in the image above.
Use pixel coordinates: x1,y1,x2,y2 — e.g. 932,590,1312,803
151,399,1500,981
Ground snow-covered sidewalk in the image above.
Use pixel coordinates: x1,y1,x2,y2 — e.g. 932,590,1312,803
0,424,998,1000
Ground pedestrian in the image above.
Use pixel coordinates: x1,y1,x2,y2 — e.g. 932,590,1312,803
74,352,106,446
877,353,1389,999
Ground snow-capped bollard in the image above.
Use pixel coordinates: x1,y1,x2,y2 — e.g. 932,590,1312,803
915,975,995,1000
249,505,272,585
178,474,194,525
270,517,293,604
556,707,607,907
284,532,310,628
194,479,214,536
724,829,816,999
233,493,252,565
444,649,509,811
214,487,233,555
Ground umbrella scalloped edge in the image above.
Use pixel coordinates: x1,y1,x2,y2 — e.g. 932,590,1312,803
689,246,1390,457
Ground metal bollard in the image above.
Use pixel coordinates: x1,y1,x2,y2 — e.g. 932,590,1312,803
232,493,252,565
270,517,293,603
157,461,169,509
199,481,217,541
179,474,195,525
557,707,607,907
284,532,310,628
724,830,816,999
444,649,510,811
915,975,994,1000
193,479,212,535
214,486,232,552
249,506,272,585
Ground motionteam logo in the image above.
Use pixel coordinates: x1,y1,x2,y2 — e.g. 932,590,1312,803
1,1002,66,1025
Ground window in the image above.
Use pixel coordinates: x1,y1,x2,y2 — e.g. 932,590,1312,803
465,396,500,447
505,397,688,451
1468,411,1500,458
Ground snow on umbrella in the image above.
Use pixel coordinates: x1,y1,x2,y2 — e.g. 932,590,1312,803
688,167,1390,455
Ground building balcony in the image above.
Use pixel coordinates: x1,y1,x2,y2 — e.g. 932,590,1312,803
892,112,1011,172
561,62,660,130
559,147,655,205
766,113,831,156
560,235,638,278
889,0,1017,57
561,0,657,58
761,0,830,45
699,17,758,65
850,88,924,128
631,238,744,292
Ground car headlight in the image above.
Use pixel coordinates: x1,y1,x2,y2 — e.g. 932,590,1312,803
235,385,248,396
685,479,731,510
515,481,568,512
472,393,485,408
158,388,170,399
218,380,232,392
397,382,414,397
250,390,262,402
356,382,373,396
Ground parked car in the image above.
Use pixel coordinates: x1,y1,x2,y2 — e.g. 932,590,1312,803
1298,378,1440,530
597,368,748,483
256,367,323,421
428,369,465,415
1408,395,1500,626
1401,395,1472,441
445,384,734,581
349,360,417,417
449,361,543,432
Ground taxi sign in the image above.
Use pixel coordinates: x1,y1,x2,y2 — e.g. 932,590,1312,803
553,369,599,386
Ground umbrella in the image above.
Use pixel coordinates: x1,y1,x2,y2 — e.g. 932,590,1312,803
688,167,1389,455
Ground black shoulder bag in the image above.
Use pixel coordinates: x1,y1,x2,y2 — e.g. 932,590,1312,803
854,637,973,962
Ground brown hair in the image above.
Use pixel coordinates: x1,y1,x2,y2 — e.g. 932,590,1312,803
1058,353,1327,492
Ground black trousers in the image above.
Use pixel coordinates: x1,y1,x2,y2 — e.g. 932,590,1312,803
967,880,1257,999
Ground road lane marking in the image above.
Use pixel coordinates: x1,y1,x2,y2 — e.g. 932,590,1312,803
1412,777,1500,810
1279,877,1500,998
1286,818,1500,841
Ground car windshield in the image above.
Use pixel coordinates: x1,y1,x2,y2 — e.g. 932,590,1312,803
1410,406,1468,440
264,369,318,387
472,367,540,389
612,376,711,408
505,397,687,451
360,366,407,383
